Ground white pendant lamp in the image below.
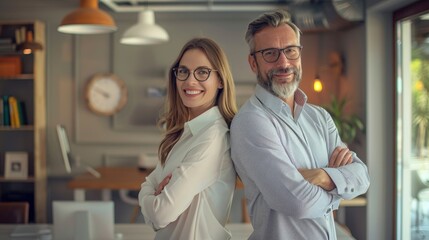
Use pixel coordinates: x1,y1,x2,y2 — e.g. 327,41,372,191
121,10,169,45
58,0,117,34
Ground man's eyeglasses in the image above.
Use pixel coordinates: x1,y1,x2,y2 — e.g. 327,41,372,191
251,45,303,63
173,66,218,82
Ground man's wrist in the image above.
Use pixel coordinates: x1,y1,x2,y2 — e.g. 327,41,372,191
320,169,335,191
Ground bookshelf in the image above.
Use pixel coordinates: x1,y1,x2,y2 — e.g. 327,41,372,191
0,21,46,223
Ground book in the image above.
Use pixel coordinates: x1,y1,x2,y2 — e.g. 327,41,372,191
9,96,16,127
0,44,15,49
9,96,20,128
0,47,16,54
10,225,51,238
0,38,13,44
0,98,3,126
3,95,10,126
0,38,17,54
18,101,28,125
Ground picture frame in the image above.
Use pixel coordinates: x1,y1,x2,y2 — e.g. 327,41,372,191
4,151,28,179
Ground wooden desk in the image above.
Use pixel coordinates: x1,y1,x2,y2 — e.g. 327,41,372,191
68,167,151,201
339,197,367,207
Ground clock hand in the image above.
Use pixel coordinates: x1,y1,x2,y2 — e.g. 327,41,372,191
94,87,110,98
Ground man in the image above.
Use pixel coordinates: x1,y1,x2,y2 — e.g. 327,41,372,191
230,9,370,240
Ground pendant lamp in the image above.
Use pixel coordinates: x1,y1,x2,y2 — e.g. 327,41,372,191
120,10,169,45
58,0,117,34
16,31,43,55
313,75,323,93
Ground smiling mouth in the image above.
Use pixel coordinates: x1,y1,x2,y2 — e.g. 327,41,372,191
274,72,293,78
185,90,203,95
270,68,296,81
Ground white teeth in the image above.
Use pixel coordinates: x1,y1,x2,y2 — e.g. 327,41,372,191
185,90,201,95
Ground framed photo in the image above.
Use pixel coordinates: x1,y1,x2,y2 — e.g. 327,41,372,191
4,151,28,179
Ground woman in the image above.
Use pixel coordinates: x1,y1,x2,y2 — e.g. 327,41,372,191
138,37,238,240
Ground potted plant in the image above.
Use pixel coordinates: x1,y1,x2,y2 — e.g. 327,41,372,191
324,96,364,145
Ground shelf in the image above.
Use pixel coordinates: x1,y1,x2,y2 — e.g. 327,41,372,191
0,125,34,131
0,74,34,80
0,20,46,223
0,177,35,183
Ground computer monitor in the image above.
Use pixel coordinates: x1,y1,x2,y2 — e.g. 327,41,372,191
56,124,100,177
53,201,115,240
56,124,72,173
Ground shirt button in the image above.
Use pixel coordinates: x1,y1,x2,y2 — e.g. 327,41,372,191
326,208,331,214
351,188,355,192
345,187,348,192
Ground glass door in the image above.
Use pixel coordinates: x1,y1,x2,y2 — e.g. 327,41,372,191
395,2,429,239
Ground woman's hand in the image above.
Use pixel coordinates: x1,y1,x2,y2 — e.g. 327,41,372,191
155,173,172,196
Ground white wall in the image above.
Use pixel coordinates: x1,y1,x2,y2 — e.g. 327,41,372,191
0,0,367,228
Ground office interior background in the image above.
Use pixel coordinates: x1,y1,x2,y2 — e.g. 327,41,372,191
0,0,428,239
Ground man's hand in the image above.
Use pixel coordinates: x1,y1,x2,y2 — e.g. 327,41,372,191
329,146,353,167
298,146,353,191
298,169,335,191
154,173,172,196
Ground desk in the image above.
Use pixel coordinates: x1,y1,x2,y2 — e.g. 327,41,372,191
69,167,244,202
0,222,356,240
0,223,253,240
68,167,150,201
68,167,366,224
339,197,367,207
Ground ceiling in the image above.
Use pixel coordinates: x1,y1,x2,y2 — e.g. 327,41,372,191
100,0,364,32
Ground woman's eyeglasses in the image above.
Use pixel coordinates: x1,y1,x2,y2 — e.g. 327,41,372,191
173,66,218,82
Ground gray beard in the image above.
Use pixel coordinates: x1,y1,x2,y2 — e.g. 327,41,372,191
257,67,301,99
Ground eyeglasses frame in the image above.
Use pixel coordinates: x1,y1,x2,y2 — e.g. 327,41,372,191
172,66,218,82
251,45,303,63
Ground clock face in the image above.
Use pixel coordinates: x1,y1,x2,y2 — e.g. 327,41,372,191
85,73,127,116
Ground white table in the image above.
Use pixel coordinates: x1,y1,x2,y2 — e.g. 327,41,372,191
0,223,252,240
1,222,357,240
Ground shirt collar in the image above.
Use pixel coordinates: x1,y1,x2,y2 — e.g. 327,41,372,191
185,106,223,135
254,84,308,119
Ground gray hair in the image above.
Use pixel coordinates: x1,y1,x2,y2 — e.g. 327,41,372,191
245,9,301,52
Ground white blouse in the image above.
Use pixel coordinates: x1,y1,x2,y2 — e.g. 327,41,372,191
139,107,236,240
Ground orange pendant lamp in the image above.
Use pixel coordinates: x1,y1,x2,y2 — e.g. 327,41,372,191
58,0,117,34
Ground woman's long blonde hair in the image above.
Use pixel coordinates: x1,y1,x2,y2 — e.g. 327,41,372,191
158,37,237,165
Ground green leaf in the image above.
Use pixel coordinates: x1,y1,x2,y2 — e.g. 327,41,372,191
323,95,365,144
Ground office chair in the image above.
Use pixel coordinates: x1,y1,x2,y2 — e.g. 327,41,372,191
102,154,142,223
119,189,140,223
0,202,29,223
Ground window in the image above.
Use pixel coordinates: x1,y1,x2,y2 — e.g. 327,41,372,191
394,1,429,239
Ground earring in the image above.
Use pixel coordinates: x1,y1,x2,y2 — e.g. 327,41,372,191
219,81,224,89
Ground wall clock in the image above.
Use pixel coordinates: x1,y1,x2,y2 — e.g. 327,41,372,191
85,73,128,116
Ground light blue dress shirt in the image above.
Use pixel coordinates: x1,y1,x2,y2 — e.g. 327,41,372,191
230,84,370,240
